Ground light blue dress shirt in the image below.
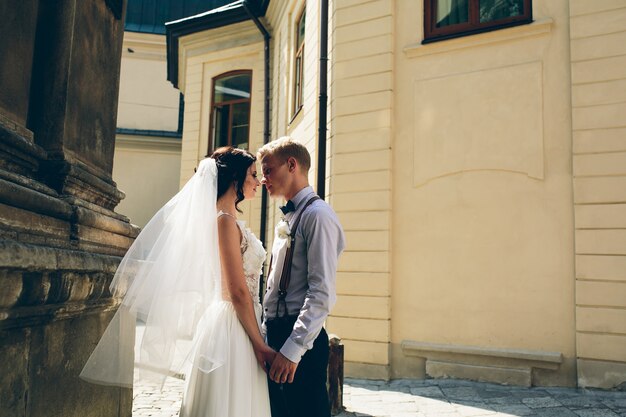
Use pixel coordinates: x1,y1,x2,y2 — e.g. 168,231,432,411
263,186,345,363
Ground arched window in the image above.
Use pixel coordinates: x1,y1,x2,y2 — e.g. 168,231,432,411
209,70,252,151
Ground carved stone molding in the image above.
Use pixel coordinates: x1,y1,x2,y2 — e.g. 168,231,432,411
40,153,125,211
0,122,45,179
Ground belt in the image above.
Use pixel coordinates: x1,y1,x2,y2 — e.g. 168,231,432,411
265,314,299,323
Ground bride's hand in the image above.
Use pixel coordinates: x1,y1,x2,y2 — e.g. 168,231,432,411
254,344,276,374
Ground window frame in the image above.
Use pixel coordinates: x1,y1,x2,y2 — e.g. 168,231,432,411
208,70,253,153
423,0,533,44
292,6,306,119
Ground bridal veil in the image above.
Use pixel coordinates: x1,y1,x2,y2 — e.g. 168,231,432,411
80,158,224,388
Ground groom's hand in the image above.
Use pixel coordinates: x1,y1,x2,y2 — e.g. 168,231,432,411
269,353,298,384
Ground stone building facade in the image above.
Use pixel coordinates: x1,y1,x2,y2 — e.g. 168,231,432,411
0,1,137,416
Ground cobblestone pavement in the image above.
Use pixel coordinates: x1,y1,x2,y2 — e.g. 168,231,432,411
133,375,626,417
132,375,184,417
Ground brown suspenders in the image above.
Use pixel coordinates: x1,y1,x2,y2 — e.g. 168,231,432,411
268,195,320,319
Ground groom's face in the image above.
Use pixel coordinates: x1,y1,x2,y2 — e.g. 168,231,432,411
260,154,289,198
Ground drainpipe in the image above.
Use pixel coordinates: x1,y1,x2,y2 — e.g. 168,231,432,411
243,0,271,299
317,0,329,200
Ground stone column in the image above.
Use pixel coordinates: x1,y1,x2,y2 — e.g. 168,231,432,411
0,1,138,416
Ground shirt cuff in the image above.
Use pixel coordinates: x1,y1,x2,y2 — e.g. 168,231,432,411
280,337,307,364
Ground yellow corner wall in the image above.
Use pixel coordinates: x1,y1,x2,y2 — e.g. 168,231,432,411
570,0,626,389
327,0,394,379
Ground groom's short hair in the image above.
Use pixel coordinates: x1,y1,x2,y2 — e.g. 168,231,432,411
257,136,311,173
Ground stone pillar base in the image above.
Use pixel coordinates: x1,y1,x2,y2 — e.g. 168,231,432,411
0,120,137,416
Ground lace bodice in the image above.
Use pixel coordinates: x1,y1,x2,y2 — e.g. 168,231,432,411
238,220,266,301
218,212,266,301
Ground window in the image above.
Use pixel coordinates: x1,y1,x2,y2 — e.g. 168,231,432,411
292,7,305,117
424,0,532,43
209,71,252,151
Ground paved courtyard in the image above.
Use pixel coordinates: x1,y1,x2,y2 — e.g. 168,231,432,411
133,375,626,417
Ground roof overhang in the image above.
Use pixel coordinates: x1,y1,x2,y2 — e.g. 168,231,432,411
166,0,269,89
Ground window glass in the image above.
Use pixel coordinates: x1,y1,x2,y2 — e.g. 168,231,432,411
294,56,302,109
436,0,469,28
480,0,524,23
213,105,230,149
231,102,250,150
214,73,251,103
297,10,306,50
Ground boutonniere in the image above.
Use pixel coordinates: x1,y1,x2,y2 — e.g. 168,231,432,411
276,219,292,247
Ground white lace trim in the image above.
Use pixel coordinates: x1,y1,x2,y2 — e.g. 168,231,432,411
217,211,266,300
240,224,266,300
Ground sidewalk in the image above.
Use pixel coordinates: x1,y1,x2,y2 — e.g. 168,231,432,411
132,375,626,417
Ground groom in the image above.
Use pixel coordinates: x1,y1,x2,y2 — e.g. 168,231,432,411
258,137,345,417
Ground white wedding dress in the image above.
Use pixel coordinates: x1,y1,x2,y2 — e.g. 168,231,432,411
180,214,271,417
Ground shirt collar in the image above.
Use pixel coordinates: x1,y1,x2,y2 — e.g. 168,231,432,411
290,186,315,210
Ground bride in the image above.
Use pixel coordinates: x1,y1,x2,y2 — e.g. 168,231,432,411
80,147,274,417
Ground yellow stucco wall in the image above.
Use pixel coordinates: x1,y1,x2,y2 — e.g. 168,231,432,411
117,32,181,131
113,136,181,228
113,32,182,228
569,0,626,389
390,0,577,386
326,0,394,380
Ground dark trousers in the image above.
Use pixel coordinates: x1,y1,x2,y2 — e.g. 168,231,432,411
266,316,330,417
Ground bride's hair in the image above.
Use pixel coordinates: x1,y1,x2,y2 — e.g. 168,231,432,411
209,147,256,212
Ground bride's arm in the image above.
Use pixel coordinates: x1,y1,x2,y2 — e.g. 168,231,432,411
217,216,275,368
